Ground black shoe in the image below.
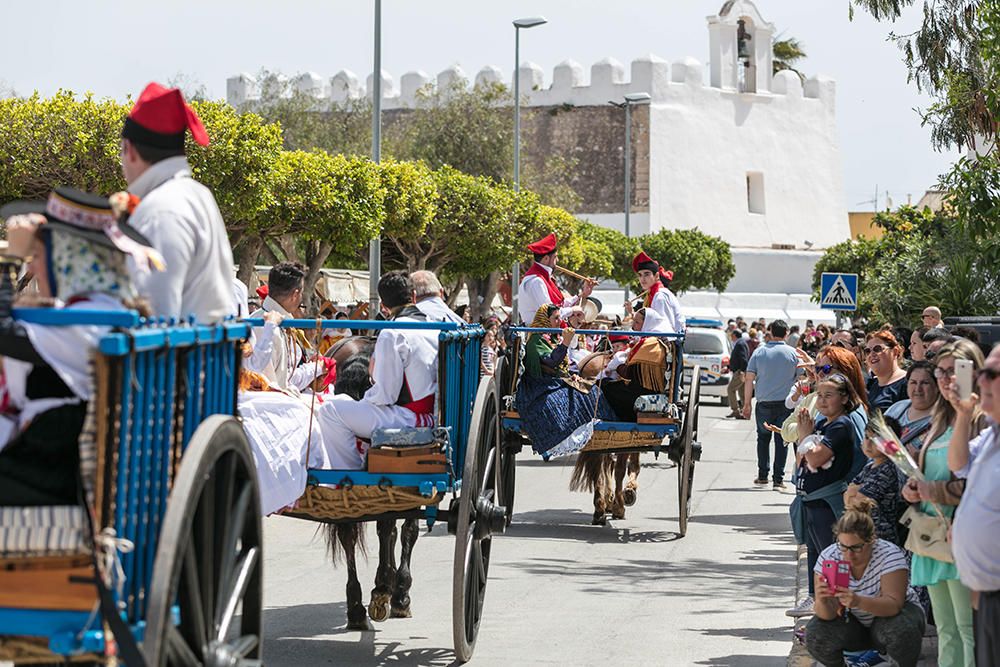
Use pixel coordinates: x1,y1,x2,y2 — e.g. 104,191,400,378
753,477,768,486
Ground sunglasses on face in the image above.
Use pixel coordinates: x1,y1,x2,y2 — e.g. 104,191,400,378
837,541,868,554
977,367,1000,382
816,363,834,376
864,344,888,355
934,367,955,379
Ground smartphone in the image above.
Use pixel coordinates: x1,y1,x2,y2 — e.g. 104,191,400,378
821,559,850,592
955,358,974,401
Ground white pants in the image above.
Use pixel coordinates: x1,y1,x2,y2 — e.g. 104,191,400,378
316,395,418,470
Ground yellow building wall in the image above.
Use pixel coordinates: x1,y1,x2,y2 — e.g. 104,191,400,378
848,212,883,240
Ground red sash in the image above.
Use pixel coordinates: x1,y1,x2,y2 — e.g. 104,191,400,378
524,262,565,306
643,280,661,308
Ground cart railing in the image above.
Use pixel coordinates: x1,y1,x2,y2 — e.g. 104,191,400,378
507,326,686,405
7,309,249,627
242,318,483,492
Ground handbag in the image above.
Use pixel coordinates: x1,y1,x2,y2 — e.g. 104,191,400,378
900,505,953,563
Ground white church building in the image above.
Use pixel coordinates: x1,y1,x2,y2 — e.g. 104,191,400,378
228,1,848,324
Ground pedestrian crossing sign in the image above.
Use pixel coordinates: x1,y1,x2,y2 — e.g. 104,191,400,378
820,273,858,311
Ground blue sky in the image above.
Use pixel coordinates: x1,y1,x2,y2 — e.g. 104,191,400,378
5,0,959,210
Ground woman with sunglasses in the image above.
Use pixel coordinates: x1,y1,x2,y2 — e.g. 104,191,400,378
865,331,908,412
805,496,926,667
884,361,938,453
902,339,987,666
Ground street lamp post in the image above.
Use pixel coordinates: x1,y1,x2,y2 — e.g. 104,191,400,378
510,16,547,323
368,0,383,319
610,91,651,302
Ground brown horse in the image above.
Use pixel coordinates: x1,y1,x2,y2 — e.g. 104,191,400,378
570,451,640,525
320,335,423,630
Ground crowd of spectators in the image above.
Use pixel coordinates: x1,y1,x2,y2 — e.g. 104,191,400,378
731,308,999,666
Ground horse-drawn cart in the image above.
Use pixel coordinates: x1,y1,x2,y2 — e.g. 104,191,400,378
243,318,504,663
0,309,260,666
497,326,702,536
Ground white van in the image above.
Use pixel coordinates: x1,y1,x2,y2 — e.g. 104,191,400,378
682,320,733,405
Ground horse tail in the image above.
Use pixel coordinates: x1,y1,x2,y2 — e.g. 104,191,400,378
323,523,368,566
570,451,608,493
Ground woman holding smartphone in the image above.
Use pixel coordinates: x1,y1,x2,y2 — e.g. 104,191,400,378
902,339,987,666
806,497,925,666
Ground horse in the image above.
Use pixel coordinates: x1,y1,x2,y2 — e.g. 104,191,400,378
570,451,640,525
319,335,423,631
570,351,642,525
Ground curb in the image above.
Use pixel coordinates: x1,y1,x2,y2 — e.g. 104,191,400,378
787,543,813,667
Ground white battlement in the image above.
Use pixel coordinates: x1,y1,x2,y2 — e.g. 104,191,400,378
226,55,835,110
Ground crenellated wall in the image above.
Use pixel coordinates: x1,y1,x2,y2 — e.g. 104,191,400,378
226,55,836,112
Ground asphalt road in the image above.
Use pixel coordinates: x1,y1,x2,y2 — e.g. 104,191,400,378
259,401,797,666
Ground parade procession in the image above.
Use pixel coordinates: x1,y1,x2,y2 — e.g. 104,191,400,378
3,1,1000,666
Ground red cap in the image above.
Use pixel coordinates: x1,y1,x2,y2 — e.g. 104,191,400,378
609,334,630,343
631,250,657,274
632,250,674,282
527,233,557,255
123,82,210,148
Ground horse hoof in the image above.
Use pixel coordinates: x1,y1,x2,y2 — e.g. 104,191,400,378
368,595,390,622
592,512,607,526
611,506,625,520
346,617,374,631
390,606,412,619
623,488,637,507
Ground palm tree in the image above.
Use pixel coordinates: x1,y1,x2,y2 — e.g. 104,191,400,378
773,37,807,81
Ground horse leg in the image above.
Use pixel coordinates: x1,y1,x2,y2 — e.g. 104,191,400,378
611,454,628,520
368,519,398,622
623,452,640,506
391,518,419,618
591,455,611,526
337,525,373,631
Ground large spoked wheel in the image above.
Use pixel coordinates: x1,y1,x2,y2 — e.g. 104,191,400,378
678,368,701,538
493,355,518,528
144,416,263,667
452,374,505,663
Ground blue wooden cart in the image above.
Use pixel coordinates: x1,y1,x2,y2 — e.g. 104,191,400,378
497,326,702,535
242,318,504,663
0,309,259,666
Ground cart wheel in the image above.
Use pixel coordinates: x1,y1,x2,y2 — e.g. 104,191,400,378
452,374,505,663
493,355,518,528
678,368,700,538
143,416,263,667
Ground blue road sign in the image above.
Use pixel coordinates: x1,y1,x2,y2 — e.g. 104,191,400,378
820,273,858,311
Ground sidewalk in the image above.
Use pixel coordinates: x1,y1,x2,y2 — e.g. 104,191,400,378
787,545,940,666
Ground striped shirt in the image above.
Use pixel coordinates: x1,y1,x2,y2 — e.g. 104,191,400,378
814,539,922,627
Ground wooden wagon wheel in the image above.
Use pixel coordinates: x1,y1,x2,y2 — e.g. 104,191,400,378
678,367,701,538
452,374,505,663
143,416,263,667
493,354,518,528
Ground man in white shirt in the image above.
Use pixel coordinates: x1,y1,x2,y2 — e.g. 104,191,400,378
317,272,439,470
411,270,463,323
247,262,325,394
120,82,235,324
517,233,593,324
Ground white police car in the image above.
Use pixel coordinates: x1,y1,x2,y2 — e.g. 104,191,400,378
682,319,733,404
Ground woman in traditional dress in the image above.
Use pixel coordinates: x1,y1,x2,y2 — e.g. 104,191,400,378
514,305,614,459
626,251,685,333
0,187,161,506
600,308,676,422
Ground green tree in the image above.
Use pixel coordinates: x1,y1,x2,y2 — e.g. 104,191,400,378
812,205,1000,324
247,151,385,306
0,91,127,202
638,228,736,293
773,36,808,80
